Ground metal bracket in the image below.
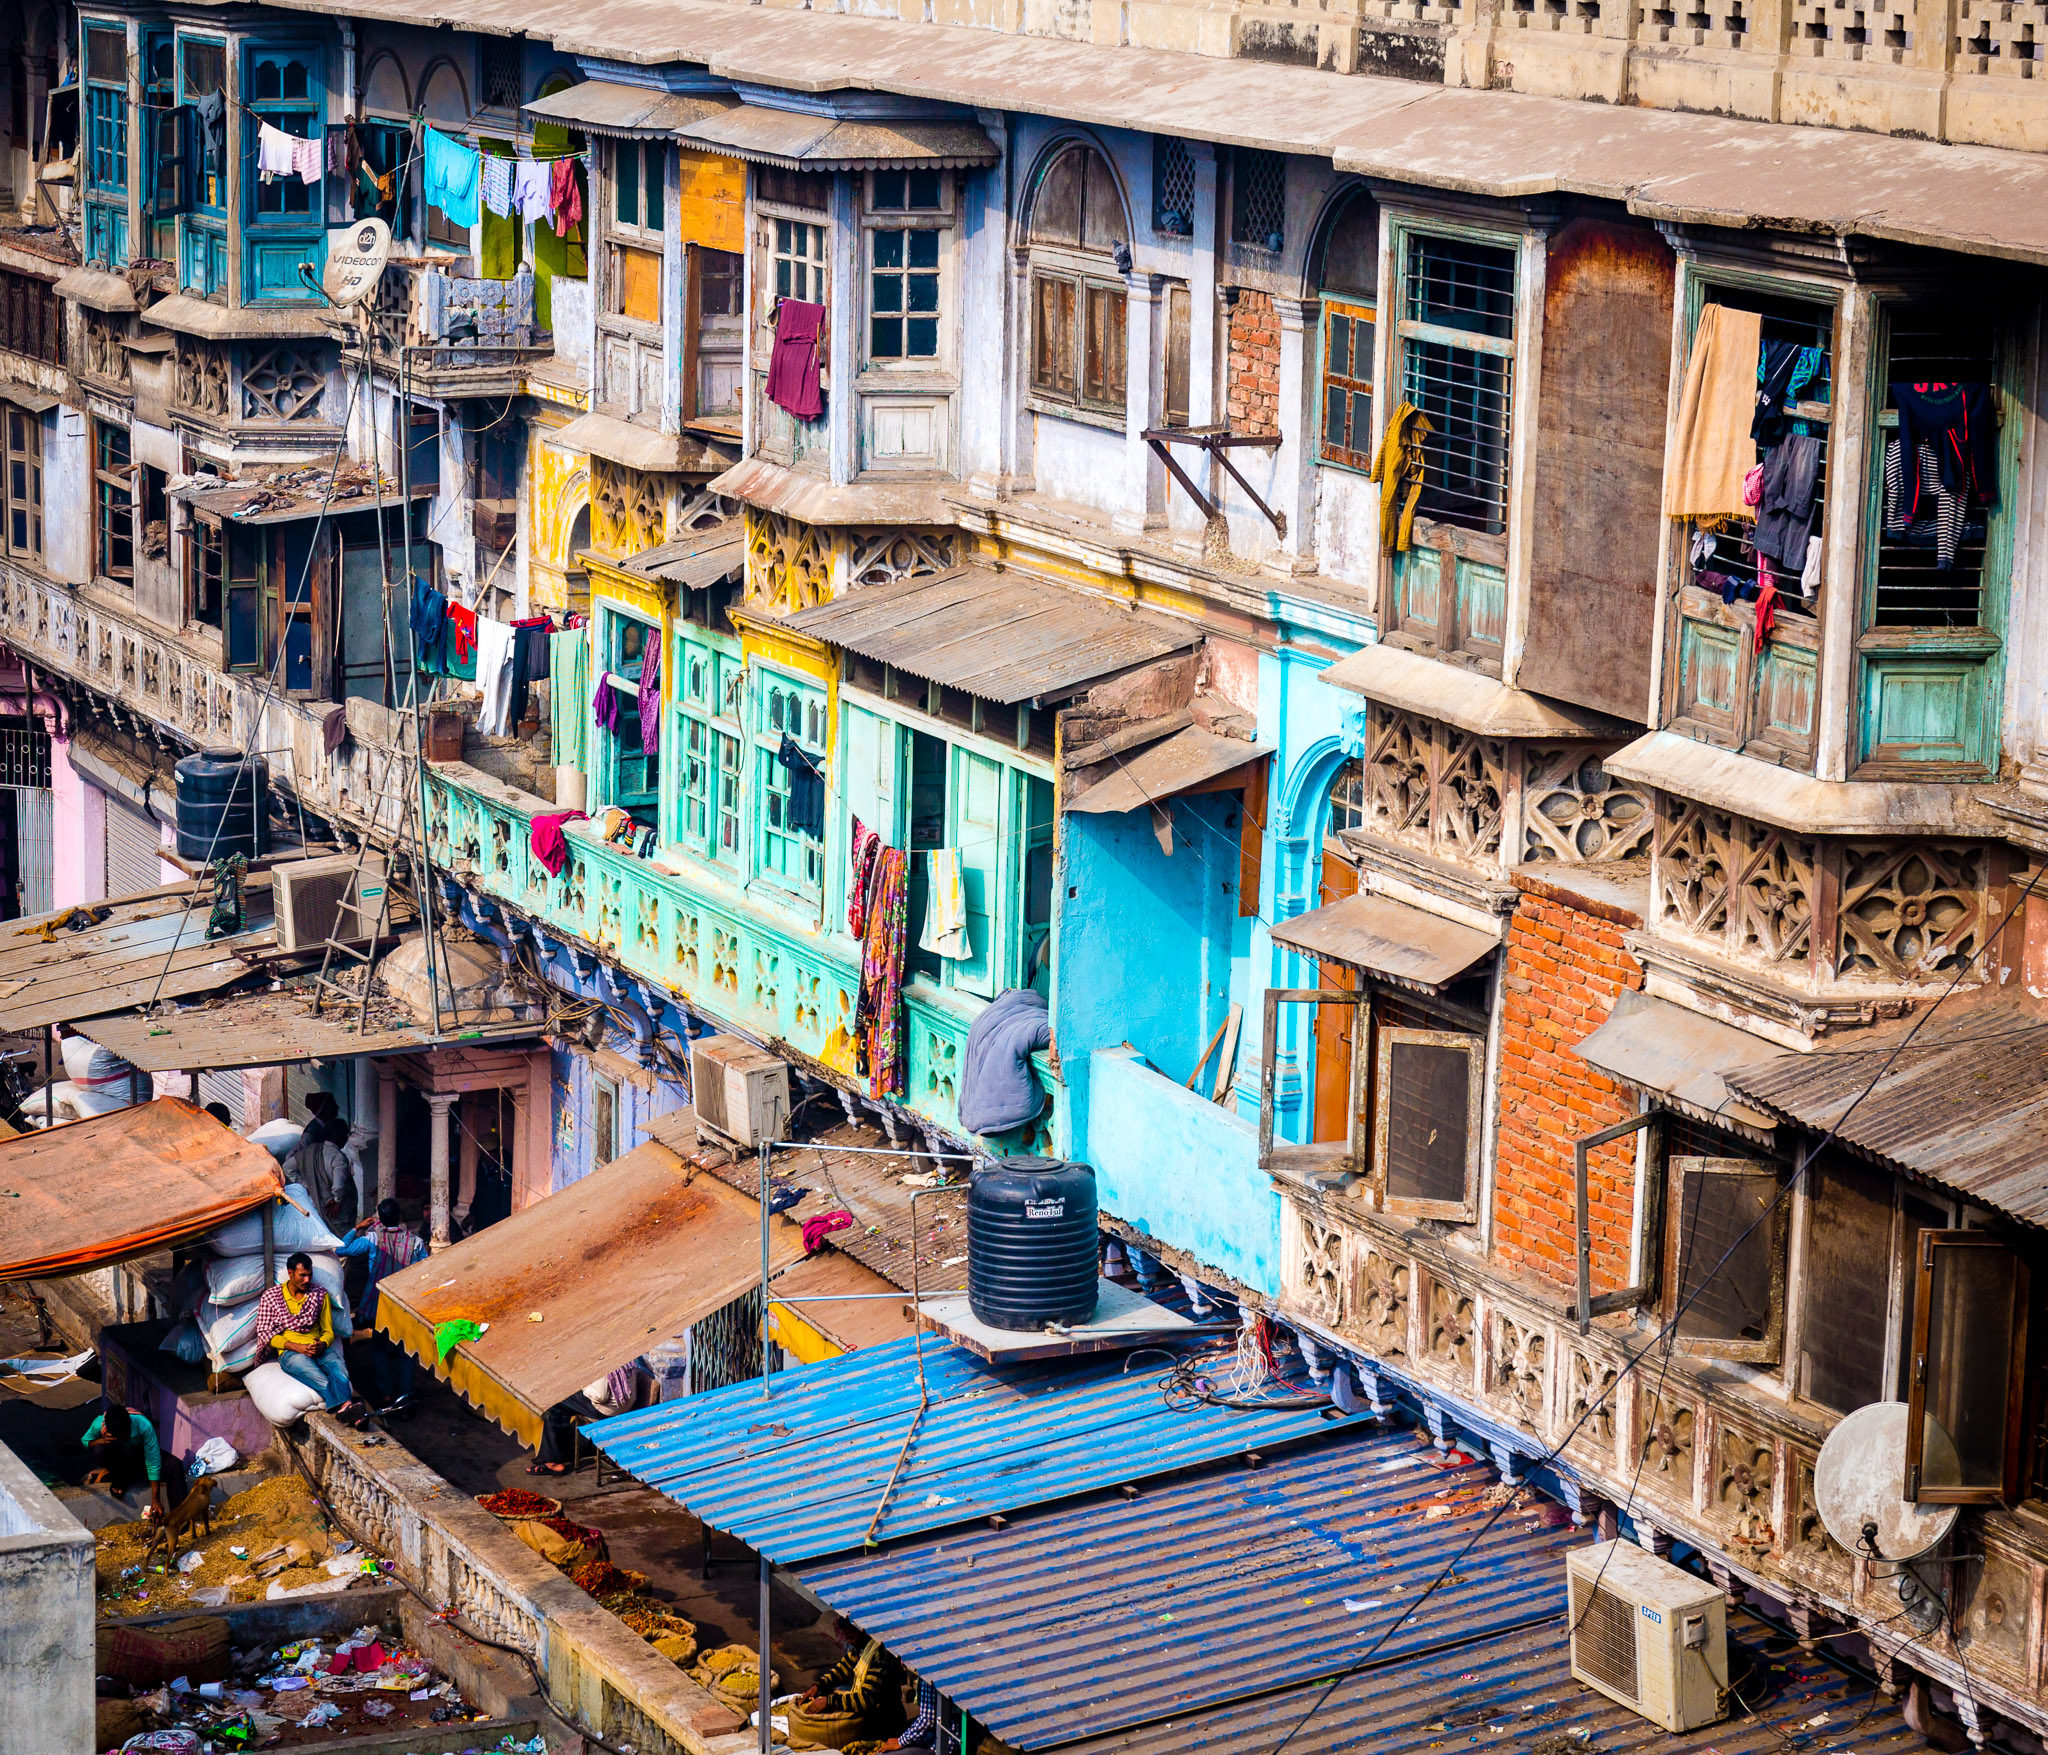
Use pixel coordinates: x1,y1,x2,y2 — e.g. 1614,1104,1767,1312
1574,1111,1661,1334
1143,424,1286,537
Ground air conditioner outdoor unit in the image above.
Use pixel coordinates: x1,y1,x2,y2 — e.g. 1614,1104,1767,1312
689,1035,790,1148
274,854,391,953
1566,1542,1727,1732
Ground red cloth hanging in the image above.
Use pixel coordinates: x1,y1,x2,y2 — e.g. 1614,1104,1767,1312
765,299,826,421
549,158,583,239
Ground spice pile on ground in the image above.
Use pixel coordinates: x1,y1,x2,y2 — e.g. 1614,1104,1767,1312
95,1474,383,1616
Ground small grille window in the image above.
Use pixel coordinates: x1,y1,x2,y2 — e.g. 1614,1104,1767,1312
1231,148,1286,252
1153,136,1194,235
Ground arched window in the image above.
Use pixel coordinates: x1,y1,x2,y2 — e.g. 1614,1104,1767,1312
1327,756,1367,837
419,61,472,248
360,51,408,119
1314,189,1379,472
1026,143,1129,419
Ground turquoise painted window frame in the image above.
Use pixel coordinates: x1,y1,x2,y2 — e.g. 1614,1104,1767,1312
83,19,129,268
596,606,658,815
666,624,744,871
1851,301,2017,779
240,41,325,304
175,33,229,298
752,665,827,903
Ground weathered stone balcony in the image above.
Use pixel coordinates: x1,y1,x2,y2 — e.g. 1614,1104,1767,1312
425,761,1059,1148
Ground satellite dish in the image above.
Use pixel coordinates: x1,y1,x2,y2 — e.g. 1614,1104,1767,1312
1813,1402,1962,1561
323,218,393,308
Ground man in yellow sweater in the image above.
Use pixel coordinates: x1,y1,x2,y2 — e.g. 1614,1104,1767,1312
251,1253,363,1416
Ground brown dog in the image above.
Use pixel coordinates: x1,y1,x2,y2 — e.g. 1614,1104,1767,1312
143,1481,215,1566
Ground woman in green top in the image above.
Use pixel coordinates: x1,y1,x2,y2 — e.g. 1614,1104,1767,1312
82,1404,187,1517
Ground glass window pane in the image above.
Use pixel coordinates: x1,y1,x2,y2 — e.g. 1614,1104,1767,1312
872,317,902,358
873,274,903,314
908,230,939,269
873,229,904,269
615,142,638,228
1674,1167,1781,1347
1799,1158,1894,1413
908,272,939,314
906,317,937,357
1923,1240,2023,1492
644,147,663,232
873,170,906,209
907,169,941,209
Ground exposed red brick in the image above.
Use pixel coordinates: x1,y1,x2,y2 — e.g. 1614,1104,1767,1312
1225,291,1280,440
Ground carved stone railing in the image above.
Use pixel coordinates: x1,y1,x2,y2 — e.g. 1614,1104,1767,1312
1272,1179,2048,1734
301,1416,757,1755
426,761,1055,1147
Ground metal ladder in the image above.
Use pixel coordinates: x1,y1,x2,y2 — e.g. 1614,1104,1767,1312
306,730,421,1034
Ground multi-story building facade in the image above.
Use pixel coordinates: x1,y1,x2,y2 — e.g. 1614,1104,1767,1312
7,0,2048,1743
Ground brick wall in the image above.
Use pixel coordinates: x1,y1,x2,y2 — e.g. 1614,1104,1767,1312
1493,875,1645,1292
1225,289,1279,439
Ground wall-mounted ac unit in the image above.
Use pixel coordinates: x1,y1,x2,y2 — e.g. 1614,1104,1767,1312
275,854,391,953
1566,1542,1726,1733
689,1035,790,1148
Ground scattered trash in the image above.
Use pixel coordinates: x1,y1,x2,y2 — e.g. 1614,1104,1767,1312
1343,1599,1384,1612
176,1551,205,1574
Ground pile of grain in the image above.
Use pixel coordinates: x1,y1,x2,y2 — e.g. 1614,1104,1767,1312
95,1474,336,1613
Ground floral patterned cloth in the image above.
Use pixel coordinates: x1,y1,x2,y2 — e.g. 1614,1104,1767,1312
854,846,908,1098
847,817,882,938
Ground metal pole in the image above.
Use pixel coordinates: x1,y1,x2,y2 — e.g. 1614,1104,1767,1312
758,1552,772,1755
759,1137,772,1399
42,1024,52,1127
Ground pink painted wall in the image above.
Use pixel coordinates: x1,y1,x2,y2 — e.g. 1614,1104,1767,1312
48,738,104,910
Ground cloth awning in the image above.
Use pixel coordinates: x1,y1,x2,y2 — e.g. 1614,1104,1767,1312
552,410,734,475
588,1333,1372,1564
1572,988,1778,1138
677,105,997,171
375,1140,806,1447
1721,997,2048,1227
522,81,734,138
794,1422,1581,1751
1066,725,1272,814
784,567,1197,706
0,1099,282,1279
1270,892,1499,993
619,519,745,590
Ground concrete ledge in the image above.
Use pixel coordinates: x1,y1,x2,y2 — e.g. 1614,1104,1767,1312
301,1418,752,1755
0,1437,96,1755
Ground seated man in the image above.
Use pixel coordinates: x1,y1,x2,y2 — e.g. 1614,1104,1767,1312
81,1402,187,1518
252,1253,364,1417
800,1617,908,1743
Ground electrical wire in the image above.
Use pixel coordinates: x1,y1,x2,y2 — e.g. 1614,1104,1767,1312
1265,859,2048,1755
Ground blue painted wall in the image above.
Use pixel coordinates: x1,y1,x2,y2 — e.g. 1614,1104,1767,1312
549,1033,690,1192
1086,1046,1278,1296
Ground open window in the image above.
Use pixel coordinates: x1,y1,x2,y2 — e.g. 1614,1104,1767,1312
1906,1231,2028,1505
1666,1155,1788,1365
1315,188,1378,473
1260,987,1369,1184
598,610,657,813
1371,1027,1483,1221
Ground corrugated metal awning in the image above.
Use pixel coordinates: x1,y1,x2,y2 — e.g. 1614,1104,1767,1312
1271,892,1499,993
1067,725,1273,814
1721,997,2048,1227
376,1140,807,1447
784,567,1197,706
618,518,746,589
587,1335,1373,1563
0,1099,282,1279
552,410,734,475
1573,989,1779,1139
522,81,735,138
678,105,998,170
797,1426,1579,1749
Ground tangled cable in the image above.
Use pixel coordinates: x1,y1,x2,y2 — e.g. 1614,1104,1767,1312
1158,1316,1334,1414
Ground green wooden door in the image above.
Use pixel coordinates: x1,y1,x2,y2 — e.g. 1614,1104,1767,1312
952,747,1002,998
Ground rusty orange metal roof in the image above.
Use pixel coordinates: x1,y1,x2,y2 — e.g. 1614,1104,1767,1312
1067,725,1273,815
0,1099,282,1279
375,1140,807,1447
1724,997,2048,1228
1271,891,1498,993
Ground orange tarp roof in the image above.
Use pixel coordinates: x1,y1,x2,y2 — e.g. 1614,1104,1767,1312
0,1098,283,1279
375,1140,807,1448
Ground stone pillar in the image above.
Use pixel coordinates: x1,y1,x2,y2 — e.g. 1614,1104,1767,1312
455,1103,478,1231
377,1065,399,1204
1115,272,1167,534
243,1064,285,1128
426,1093,454,1252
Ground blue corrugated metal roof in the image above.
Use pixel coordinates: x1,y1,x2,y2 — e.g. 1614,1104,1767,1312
796,1422,1587,1749
585,1336,1370,1564
1050,1605,1925,1755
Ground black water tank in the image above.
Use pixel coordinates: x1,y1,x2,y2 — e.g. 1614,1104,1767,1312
967,1156,1099,1330
175,749,271,862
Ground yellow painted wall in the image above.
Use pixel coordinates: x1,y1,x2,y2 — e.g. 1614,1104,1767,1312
676,149,745,254
527,417,590,613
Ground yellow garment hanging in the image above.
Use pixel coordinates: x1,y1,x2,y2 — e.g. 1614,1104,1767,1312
1367,400,1434,554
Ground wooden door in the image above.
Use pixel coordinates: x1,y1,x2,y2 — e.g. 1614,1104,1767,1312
1311,845,1360,1141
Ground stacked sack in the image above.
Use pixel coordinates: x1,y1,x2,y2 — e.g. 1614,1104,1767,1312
192,1186,351,1374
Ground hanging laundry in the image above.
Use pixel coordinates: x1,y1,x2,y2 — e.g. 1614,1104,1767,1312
475,616,519,736
445,602,479,681
289,133,323,185
549,157,583,239
423,126,481,230
1752,576,1779,653
551,630,590,773
257,121,300,184
848,817,882,938
1754,434,1822,573
507,619,551,730
766,299,827,421
1884,435,1969,569
1665,304,1763,520
1367,400,1433,554
325,127,348,176
853,847,909,1100
1894,382,1997,510
512,160,552,224
1753,338,1828,446
480,155,515,218
1800,534,1824,600
530,810,588,878
919,847,971,960
778,734,825,838
637,639,662,760
409,575,448,672
192,91,225,167
593,674,623,735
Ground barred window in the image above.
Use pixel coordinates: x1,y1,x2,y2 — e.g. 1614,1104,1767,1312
1152,136,1194,235
1399,233,1517,536
0,270,62,366
480,36,523,110
1231,148,1286,253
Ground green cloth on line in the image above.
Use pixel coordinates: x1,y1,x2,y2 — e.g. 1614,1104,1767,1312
435,1320,484,1363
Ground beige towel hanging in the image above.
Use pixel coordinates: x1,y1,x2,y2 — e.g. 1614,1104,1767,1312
1664,303,1762,521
